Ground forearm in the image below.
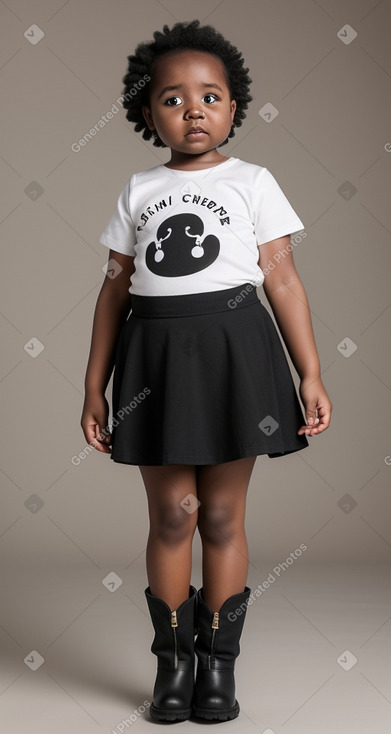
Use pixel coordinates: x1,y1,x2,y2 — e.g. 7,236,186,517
83,285,132,395
263,277,320,380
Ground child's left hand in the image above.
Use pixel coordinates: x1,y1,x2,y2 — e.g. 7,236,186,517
298,376,332,436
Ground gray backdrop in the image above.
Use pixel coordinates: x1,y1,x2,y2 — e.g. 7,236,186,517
1,1,390,732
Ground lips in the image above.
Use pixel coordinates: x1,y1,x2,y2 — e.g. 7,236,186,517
185,127,207,136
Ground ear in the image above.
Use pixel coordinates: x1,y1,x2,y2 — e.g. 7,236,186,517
142,105,155,131
230,99,237,121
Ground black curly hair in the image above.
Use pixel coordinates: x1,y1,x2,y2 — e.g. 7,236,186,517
121,19,252,148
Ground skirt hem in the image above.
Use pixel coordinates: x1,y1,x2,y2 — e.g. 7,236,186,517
110,440,309,466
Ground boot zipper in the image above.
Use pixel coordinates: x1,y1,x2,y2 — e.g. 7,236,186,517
171,610,178,669
208,611,219,668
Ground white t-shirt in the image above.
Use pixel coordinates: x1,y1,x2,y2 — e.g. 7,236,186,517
99,157,304,296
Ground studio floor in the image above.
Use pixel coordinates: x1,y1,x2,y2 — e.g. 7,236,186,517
1,561,390,733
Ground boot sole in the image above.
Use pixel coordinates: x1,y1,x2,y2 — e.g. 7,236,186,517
150,703,192,721
192,701,240,720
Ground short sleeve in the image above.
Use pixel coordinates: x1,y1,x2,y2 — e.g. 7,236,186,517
99,177,136,257
254,168,305,245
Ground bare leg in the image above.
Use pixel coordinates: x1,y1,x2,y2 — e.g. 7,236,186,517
196,456,256,611
139,464,198,610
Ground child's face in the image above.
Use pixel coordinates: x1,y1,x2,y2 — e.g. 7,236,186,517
142,49,236,160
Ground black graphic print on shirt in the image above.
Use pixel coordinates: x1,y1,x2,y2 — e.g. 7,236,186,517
145,214,220,277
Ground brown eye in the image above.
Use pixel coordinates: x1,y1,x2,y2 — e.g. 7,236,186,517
165,96,182,106
202,94,219,104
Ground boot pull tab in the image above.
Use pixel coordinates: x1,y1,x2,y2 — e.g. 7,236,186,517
208,612,220,668
171,610,179,669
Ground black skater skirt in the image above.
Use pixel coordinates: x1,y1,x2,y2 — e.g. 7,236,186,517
110,283,309,465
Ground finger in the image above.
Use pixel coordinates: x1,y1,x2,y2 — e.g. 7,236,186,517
306,403,321,425
96,429,111,444
93,425,112,452
83,424,108,453
298,416,329,436
298,410,319,433
83,422,100,446
95,443,112,453
298,425,317,436
315,405,331,429
96,438,112,453
316,413,331,431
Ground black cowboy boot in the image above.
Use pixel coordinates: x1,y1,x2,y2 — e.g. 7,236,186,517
144,585,197,721
192,585,251,720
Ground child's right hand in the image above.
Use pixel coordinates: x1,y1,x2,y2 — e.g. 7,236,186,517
80,393,112,454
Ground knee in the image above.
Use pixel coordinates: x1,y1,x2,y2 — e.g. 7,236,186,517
197,505,238,546
150,503,197,546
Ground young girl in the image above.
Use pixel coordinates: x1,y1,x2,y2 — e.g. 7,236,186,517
81,19,332,722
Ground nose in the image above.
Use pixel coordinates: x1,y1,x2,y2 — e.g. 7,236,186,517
184,106,204,120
